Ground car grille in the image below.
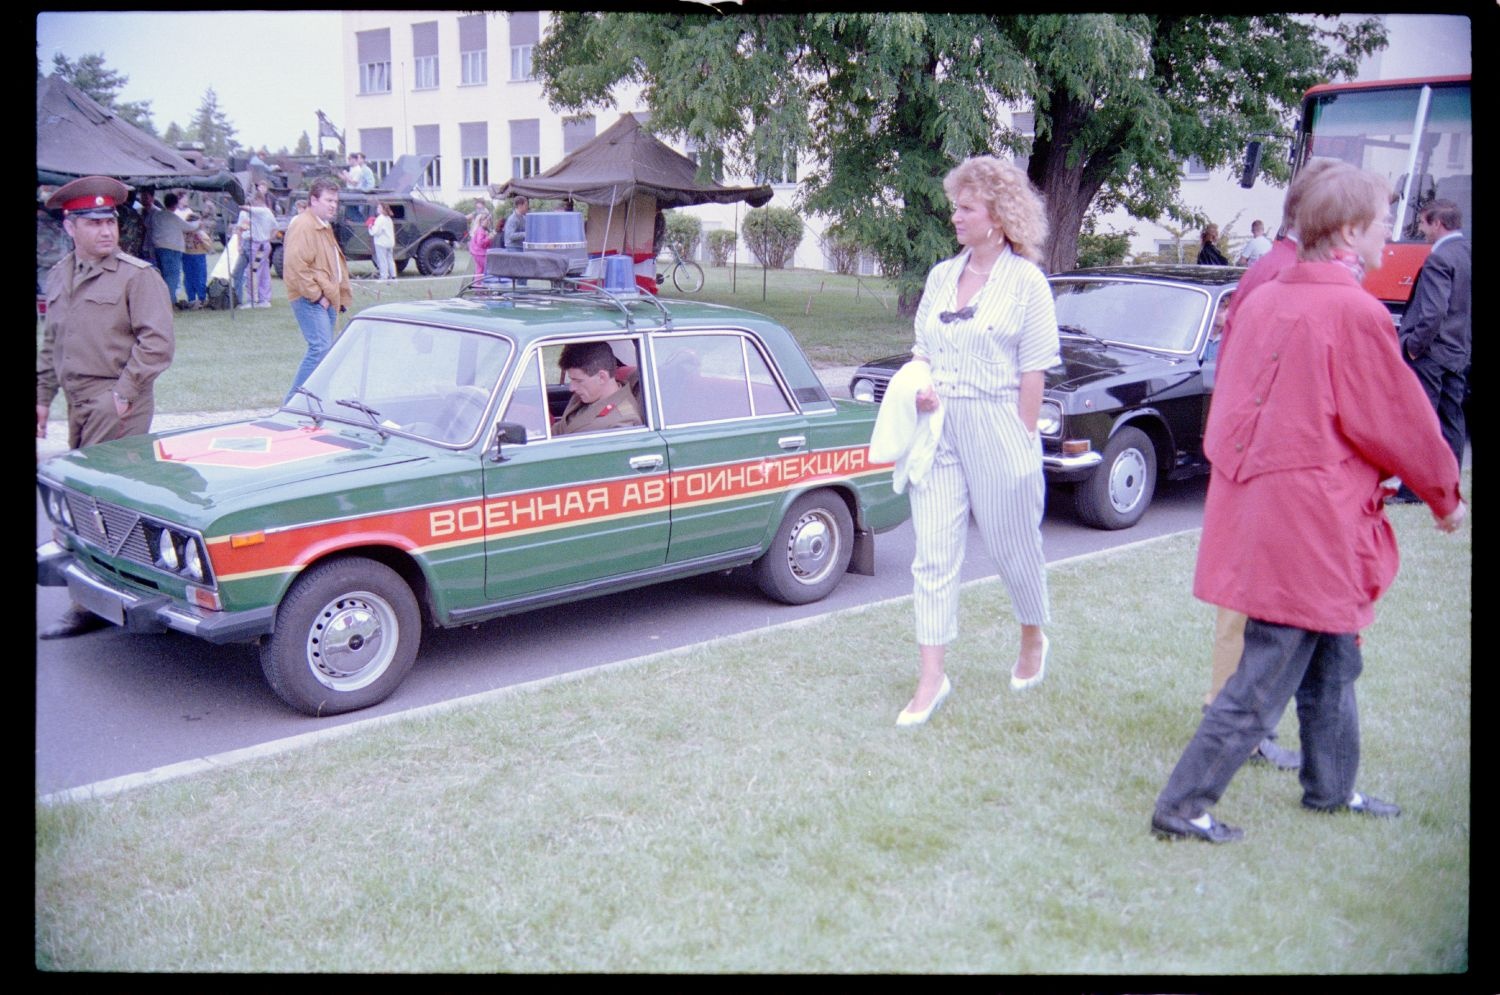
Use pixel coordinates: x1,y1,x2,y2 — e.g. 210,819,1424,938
867,378,889,404
62,492,153,564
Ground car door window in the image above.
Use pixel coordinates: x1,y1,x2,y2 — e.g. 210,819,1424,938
500,350,550,440
657,334,755,426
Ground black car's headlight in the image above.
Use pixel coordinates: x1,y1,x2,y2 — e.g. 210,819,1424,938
1037,400,1063,438
851,376,878,403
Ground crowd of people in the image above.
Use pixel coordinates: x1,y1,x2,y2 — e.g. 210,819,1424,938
36,160,1471,844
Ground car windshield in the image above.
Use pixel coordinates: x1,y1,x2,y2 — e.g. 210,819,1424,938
284,318,511,445
1050,279,1210,354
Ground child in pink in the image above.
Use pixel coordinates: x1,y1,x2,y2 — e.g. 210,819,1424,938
469,216,493,277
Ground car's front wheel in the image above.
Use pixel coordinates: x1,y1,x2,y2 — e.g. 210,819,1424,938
270,244,285,279
260,557,421,716
752,490,853,604
1074,425,1157,530
414,237,455,276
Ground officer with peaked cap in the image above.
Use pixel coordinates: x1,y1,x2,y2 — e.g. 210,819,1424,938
37,175,176,639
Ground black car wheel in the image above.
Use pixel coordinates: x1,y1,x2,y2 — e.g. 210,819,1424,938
270,244,285,280
259,557,421,716
752,490,853,604
1074,425,1157,530
414,237,455,276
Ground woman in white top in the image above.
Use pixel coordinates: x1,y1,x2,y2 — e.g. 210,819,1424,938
896,156,1061,727
372,202,397,281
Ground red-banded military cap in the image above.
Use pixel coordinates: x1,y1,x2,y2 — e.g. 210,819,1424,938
47,175,131,218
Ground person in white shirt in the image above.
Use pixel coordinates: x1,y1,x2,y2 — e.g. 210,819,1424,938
1235,219,1273,266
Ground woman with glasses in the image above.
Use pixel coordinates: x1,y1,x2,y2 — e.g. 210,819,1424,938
895,156,1061,727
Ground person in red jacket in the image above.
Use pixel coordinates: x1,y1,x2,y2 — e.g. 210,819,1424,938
1152,162,1467,843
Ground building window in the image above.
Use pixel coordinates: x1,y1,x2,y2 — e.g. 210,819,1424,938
756,148,797,186
1183,156,1209,180
357,29,392,95
1010,111,1035,173
511,118,540,180
412,21,438,90
510,44,534,81
686,137,724,183
459,13,488,85
562,115,596,156
510,11,539,81
361,128,394,184
414,124,441,189
461,122,489,189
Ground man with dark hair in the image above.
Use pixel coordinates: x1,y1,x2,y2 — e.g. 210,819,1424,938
1395,199,1470,484
37,175,175,638
282,178,351,399
553,341,642,435
504,195,529,250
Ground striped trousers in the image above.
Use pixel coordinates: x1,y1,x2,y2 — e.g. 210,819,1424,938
909,394,1050,645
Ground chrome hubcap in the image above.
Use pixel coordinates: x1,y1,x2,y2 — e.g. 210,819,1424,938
306,591,398,692
786,511,837,585
1108,448,1148,513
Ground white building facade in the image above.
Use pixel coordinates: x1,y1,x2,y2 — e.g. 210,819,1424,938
340,12,1470,272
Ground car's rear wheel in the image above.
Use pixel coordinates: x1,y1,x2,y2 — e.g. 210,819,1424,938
260,557,421,716
753,490,853,604
1074,425,1157,530
414,237,455,276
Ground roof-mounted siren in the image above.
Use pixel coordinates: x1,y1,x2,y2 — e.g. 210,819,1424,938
526,211,588,274
601,254,641,297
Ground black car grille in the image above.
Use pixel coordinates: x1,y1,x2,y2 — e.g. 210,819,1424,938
868,379,888,403
62,492,153,564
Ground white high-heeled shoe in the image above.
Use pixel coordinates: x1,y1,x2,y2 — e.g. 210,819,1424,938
1010,635,1049,691
896,675,951,727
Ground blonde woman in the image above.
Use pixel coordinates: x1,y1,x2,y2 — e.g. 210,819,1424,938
897,156,1061,726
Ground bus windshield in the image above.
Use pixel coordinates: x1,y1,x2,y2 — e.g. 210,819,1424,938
1300,82,1471,241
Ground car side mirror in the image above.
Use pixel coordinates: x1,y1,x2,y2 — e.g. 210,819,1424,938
490,421,529,462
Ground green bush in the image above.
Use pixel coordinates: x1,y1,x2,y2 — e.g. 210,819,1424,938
742,206,804,269
823,221,863,275
663,211,702,260
705,229,737,267
1075,217,1135,269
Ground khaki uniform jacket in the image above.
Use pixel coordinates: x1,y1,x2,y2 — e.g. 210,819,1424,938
38,251,175,407
283,210,353,308
554,383,643,435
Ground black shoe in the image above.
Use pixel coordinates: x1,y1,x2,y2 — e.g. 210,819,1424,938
1151,810,1244,843
39,607,109,640
1305,793,1401,818
1248,738,1302,770
1385,492,1422,505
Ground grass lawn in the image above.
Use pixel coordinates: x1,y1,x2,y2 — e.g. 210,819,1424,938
36,257,912,417
35,493,1470,974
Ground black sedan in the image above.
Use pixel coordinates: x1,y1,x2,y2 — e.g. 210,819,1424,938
849,265,1241,529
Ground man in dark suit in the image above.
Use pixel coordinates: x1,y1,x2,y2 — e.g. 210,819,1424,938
1398,200,1470,475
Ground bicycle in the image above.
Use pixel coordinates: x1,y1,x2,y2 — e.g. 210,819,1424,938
656,244,705,294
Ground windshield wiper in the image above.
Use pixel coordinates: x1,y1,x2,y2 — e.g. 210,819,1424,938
1058,324,1108,347
336,397,389,439
286,385,326,426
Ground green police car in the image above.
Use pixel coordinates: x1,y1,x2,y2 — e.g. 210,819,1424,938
37,265,909,716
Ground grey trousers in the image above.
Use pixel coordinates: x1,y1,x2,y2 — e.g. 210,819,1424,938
1157,619,1362,820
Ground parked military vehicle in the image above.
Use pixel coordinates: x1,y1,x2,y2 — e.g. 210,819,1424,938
269,154,468,278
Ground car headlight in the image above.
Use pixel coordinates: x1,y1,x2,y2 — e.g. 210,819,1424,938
851,377,877,403
183,539,206,583
156,529,181,571
1036,400,1063,438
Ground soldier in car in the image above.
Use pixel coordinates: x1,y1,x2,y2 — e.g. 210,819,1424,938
553,341,643,435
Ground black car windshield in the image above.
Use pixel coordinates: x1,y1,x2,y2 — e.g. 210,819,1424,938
284,318,511,445
1050,280,1210,354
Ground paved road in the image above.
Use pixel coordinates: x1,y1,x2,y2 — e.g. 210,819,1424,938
35,378,1209,798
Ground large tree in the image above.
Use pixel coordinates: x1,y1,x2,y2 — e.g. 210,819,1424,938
47,51,157,136
535,13,1384,309
187,87,239,159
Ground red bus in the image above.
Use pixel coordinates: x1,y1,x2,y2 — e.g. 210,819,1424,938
1291,75,1471,316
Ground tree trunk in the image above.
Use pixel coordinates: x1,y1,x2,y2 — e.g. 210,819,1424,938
1028,92,1110,274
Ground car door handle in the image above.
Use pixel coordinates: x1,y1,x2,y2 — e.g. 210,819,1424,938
778,435,806,450
629,454,664,471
